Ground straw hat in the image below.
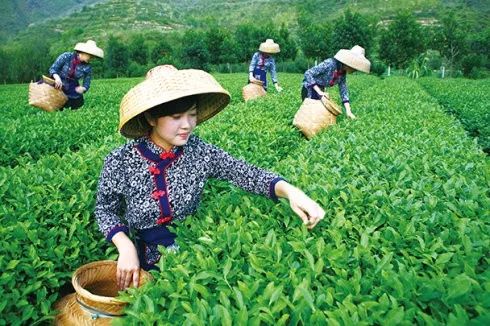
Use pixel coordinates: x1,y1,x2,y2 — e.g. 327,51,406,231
119,65,231,138
259,39,280,54
334,45,370,73
74,40,104,59
55,260,151,324
145,64,178,79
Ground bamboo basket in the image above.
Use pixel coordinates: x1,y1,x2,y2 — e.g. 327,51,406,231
55,260,152,325
293,96,342,139
242,80,266,102
28,77,67,112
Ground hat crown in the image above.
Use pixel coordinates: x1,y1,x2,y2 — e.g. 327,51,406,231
351,45,365,57
145,65,178,79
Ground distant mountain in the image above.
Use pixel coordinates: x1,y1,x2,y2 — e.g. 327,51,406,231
0,0,107,41
2,0,489,46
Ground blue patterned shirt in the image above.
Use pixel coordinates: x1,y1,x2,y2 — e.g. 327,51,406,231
249,52,278,84
303,58,350,103
49,52,92,99
95,135,284,266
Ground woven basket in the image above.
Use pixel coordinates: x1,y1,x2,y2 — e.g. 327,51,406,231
320,96,342,116
293,98,338,139
28,81,67,112
55,294,112,325
242,82,266,102
55,260,152,325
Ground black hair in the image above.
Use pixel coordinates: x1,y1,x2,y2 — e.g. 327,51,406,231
146,95,198,120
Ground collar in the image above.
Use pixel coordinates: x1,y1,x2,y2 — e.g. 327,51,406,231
136,137,183,163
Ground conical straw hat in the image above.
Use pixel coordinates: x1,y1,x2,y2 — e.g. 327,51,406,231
74,40,104,59
259,39,280,54
119,65,231,138
334,45,370,73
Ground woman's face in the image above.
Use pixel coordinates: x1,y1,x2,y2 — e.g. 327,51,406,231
148,107,198,150
79,52,92,63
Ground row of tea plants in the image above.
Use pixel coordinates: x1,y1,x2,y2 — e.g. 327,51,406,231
0,74,488,325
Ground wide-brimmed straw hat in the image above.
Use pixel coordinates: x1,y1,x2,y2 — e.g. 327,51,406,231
119,65,231,138
334,45,370,73
259,39,280,54
74,40,104,59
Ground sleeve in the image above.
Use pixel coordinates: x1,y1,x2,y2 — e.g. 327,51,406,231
304,60,333,87
248,52,259,73
206,143,285,202
95,151,129,242
48,52,69,76
338,75,350,103
82,66,92,91
269,58,278,84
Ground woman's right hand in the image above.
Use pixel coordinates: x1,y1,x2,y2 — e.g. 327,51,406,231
112,232,140,290
53,74,62,90
313,86,328,99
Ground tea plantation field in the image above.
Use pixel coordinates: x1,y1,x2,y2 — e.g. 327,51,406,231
0,73,488,325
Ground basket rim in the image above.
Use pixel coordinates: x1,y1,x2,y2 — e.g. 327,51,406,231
72,260,149,304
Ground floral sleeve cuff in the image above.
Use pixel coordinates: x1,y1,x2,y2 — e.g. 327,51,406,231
106,224,129,242
269,177,286,202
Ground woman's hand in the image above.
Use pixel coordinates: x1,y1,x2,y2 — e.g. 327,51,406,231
346,111,357,120
53,74,62,90
112,232,140,290
313,85,328,99
344,102,356,119
75,86,86,94
275,181,325,229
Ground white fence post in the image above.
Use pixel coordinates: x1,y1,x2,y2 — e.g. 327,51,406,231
441,66,445,78
387,65,391,76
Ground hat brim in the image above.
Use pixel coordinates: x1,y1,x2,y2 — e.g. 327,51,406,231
259,46,280,54
119,69,231,138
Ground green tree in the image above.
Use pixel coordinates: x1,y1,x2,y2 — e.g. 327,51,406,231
104,35,129,78
150,38,172,64
296,4,332,62
332,10,375,54
129,34,148,66
181,30,210,70
205,26,233,65
435,11,468,75
0,47,10,83
378,12,426,68
297,21,332,62
235,24,274,62
276,23,297,61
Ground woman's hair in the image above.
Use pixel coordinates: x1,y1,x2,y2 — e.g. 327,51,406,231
146,95,198,120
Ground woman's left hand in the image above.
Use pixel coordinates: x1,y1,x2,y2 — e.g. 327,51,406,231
75,86,86,94
346,111,356,120
288,189,325,229
275,181,325,229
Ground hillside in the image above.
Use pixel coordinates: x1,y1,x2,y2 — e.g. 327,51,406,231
4,0,489,46
0,0,105,41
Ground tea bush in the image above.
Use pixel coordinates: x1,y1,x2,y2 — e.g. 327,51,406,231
419,78,490,154
0,73,488,325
